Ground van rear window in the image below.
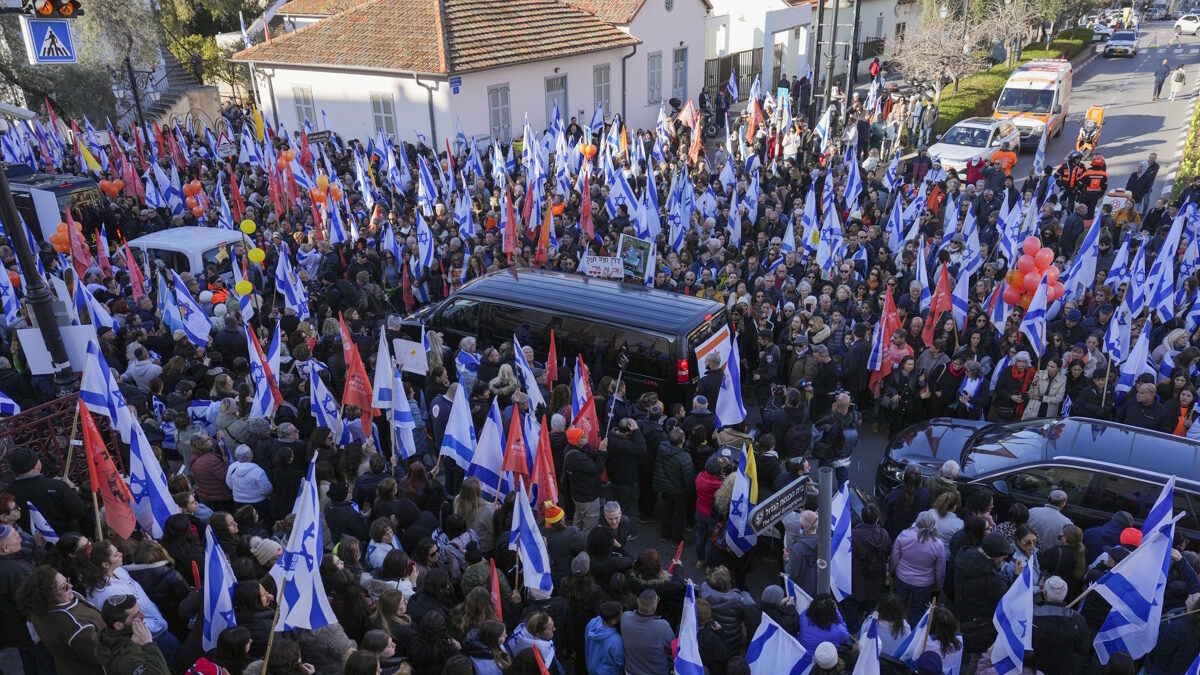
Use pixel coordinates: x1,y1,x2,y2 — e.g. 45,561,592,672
688,308,728,351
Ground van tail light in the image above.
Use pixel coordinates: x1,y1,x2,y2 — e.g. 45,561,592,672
676,359,690,383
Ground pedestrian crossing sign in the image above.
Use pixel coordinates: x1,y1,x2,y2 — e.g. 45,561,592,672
19,16,77,65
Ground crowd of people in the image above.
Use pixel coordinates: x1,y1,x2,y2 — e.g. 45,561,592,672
0,60,1198,675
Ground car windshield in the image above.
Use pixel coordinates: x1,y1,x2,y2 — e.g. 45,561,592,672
962,418,1071,475
996,87,1054,113
1112,31,1136,40
941,126,990,148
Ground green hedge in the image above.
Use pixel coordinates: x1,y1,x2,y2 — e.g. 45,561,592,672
1172,96,1200,198
934,28,1094,133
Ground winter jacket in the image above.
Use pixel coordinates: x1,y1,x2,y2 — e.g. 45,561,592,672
123,359,163,390
1146,612,1200,675
851,522,891,604
325,500,369,543
652,440,696,496
237,608,277,657
563,445,607,503
1031,602,1091,675
190,451,233,503
1165,555,1200,612
785,533,821,599
543,524,586,581
604,428,645,484
881,484,931,541
797,612,852,655
1071,383,1113,419
890,527,945,590
225,460,273,504
1,473,88,535
124,561,193,636
1116,397,1173,433
1021,369,1068,419
584,616,624,675
699,582,756,650
0,550,35,649
628,569,687,628
1082,516,1126,565
619,610,674,675
694,471,725,518
294,623,357,675
953,547,1008,623
96,629,171,675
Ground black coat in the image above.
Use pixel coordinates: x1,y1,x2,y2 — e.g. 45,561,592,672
603,429,645,484
563,445,606,503
1031,603,1092,675
324,500,369,543
0,368,36,409
0,551,35,649
953,547,1007,624
1071,383,1113,420
2,474,87,535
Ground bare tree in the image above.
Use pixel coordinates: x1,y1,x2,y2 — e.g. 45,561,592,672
886,18,987,101
980,0,1043,66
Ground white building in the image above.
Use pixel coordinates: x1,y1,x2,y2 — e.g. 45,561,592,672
234,0,708,149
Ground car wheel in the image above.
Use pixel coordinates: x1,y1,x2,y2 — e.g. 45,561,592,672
1177,25,1183,33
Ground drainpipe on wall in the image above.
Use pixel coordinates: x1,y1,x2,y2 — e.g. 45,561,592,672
621,43,638,123
414,74,438,149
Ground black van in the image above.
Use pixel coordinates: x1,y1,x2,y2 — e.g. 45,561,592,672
404,269,728,402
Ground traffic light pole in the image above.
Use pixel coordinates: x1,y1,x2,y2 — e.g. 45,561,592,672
0,169,75,391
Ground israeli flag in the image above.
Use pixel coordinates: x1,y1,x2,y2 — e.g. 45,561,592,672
0,389,18,417
715,335,747,428
270,463,338,631
830,480,853,601
203,527,237,650
782,573,813,613
510,477,554,593
1019,276,1048,357
676,582,704,675
1093,517,1178,663
454,188,475,239
128,423,180,538
247,324,281,420
309,365,345,443
746,612,812,675
725,444,757,557
390,367,419,462
951,268,972,332
417,155,439,214
1143,476,1175,538
81,341,136,442
854,616,882,675
512,334,548,414
1115,328,1151,405
275,248,311,322
74,281,118,333
989,556,1034,675
468,398,507,499
1104,303,1132,362
1033,127,1048,177
168,271,211,347
415,212,435,275
0,261,19,324
26,501,57,542
441,384,476,471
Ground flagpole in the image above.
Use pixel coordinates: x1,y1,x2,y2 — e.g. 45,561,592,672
63,402,81,476
1100,358,1112,407
91,489,104,541
919,599,936,652
259,575,288,675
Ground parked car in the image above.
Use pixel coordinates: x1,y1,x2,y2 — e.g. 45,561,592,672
927,117,1021,173
1103,30,1140,56
874,417,1200,541
1176,13,1200,33
1091,22,1115,40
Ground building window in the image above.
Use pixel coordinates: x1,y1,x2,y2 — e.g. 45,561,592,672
647,52,662,104
672,47,687,100
293,86,316,129
895,22,907,42
369,93,396,140
594,65,611,118
545,75,568,131
875,13,885,37
488,84,512,144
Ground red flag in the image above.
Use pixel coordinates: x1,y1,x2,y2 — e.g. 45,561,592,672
521,179,535,233
545,330,558,386
152,121,167,159
122,243,145,301
64,207,94,280
869,289,902,396
532,647,551,675
299,130,314,176
579,172,594,239
571,356,602,449
502,408,529,479
534,200,552,268
95,233,112,280
667,540,685,573
44,98,60,134
107,127,126,166
229,165,246,221
923,263,953,348
132,125,147,170
445,138,456,173
80,404,136,539
338,313,374,428
532,414,559,506
489,558,503,621
401,260,415,313
502,186,517,263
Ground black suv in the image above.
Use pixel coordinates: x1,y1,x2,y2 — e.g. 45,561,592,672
875,417,1200,540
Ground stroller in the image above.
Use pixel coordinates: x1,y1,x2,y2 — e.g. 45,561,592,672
1076,105,1104,159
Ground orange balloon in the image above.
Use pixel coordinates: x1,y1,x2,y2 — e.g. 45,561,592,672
49,233,68,253
56,222,67,233
7,270,19,290
582,144,596,159
316,189,327,203
330,185,343,202
191,206,204,218
316,174,329,191
186,196,198,209
1034,247,1054,270
99,179,111,193
1019,295,1032,309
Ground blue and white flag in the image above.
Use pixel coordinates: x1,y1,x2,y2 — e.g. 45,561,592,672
830,480,853,601
1032,126,1048,177
275,248,311,322
510,477,553,593
882,150,901,192
27,501,57,542
676,582,704,675
308,365,346,444
714,335,746,428
0,259,19,325
989,556,1034,675
0,389,19,417
203,527,237,650
270,463,338,631
916,237,931,312
454,188,475,239
782,573,813,613
746,612,811,675
128,423,180,538
468,398,507,499
441,384,476,471
74,281,118,333
1142,476,1175,539
389,367,418,462
246,324,280,420
1115,327,1151,404
171,271,211,347
853,616,882,675
1019,276,1048,356
417,155,439,214
81,341,136,442
512,334,548,414
725,444,757,557
1093,518,1178,663
727,69,739,101
951,268,972,332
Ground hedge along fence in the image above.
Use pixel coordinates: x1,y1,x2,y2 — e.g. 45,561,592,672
934,28,1095,134
1171,95,1200,199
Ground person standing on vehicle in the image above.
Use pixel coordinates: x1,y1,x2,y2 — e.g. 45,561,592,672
1170,64,1188,100
1154,59,1170,100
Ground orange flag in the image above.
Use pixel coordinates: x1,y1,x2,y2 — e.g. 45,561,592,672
869,289,902,396
503,186,517,263
534,200,553,268
579,172,594,239
545,330,558,386
571,356,602,449
80,404,136,539
923,263,954,348
502,408,529,480
229,165,246,221
532,414,559,506
64,207,94,280
338,313,374,428
489,558,503,621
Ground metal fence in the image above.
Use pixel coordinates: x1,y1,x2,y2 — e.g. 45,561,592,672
705,47,763,102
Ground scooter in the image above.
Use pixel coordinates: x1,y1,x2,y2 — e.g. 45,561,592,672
1076,105,1104,159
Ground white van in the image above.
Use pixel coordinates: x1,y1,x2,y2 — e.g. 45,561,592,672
993,60,1073,145
127,226,248,285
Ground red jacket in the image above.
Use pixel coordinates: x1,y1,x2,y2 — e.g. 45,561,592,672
695,471,725,518
190,451,233,502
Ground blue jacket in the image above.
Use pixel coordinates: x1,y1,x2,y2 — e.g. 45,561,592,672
1082,517,1126,565
584,616,624,675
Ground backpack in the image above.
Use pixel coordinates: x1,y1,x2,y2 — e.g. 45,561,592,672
1176,70,1186,83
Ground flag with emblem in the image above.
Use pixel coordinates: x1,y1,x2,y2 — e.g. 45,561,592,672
269,462,337,630
80,403,136,538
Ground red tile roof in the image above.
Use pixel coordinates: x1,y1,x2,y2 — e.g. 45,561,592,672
276,0,363,16
233,0,639,75
567,0,711,25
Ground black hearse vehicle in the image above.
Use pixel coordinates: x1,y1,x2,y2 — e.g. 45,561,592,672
405,269,728,401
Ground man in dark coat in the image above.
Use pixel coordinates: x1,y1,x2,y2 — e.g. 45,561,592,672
1032,576,1092,675
0,357,35,410
1,447,87,535
954,532,1021,651
605,419,646,537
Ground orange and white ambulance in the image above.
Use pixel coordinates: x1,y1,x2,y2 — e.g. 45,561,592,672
993,59,1073,145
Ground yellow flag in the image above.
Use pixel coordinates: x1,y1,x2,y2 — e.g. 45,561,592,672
253,105,264,142
746,444,758,505
79,143,101,172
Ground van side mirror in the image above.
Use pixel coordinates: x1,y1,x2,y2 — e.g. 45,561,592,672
1052,105,1062,114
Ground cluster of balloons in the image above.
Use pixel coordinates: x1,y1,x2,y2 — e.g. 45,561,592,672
98,179,124,197
280,148,297,164
307,173,343,205
47,221,81,254
1002,236,1065,309
581,144,597,159
183,180,206,219
236,219,263,297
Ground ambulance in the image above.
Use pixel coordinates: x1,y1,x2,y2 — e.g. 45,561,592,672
993,60,1073,145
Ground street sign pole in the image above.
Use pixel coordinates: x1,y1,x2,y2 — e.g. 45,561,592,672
816,466,834,596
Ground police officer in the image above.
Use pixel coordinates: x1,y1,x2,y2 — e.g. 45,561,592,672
1078,155,1109,219
754,331,782,403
